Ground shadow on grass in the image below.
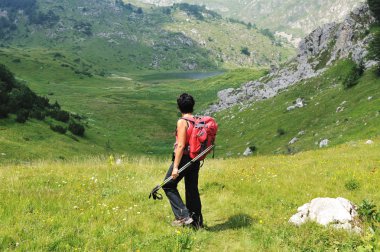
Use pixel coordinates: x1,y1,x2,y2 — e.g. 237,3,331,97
206,214,254,232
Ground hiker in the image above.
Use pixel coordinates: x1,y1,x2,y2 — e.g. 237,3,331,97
162,93,203,228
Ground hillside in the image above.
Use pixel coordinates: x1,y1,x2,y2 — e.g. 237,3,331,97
137,0,362,44
207,3,380,157
0,0,293,71
0,139,379,250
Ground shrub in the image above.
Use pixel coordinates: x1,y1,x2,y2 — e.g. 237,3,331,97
30,109,45,120
369,31,380,60
277,128,286,136
0,105,9,118
368,0,380,21
342,62,364,89
0,64,16,91
49,109,70,122
7,85,37,112
358,200,380,223
249,145,257,153
68,121,85,136
241,47,250,56
50,124,67,134
344,179,360,191
375,64,380,77
15,110,29,123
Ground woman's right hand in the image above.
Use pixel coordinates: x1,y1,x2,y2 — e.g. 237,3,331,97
172,167,179,180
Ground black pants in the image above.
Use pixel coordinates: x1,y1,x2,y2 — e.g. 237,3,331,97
163,155,203,226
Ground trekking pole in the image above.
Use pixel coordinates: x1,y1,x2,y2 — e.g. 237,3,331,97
149,145,215,200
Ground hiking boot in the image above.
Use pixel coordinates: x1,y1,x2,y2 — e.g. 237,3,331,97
171,217,193,227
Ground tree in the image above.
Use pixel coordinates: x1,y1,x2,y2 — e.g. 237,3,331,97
68,121,85,136
369,31,380,60
342,61,364,89
368,0,380,21
0,64,17,91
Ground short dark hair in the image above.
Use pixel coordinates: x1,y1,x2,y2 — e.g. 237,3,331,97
177,93,195,113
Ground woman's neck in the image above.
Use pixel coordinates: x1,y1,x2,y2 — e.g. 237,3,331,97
182,113,192,118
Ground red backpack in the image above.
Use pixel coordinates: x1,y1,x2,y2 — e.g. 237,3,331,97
183,116,218,160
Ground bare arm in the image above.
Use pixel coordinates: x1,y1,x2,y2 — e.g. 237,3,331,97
172,119,187,179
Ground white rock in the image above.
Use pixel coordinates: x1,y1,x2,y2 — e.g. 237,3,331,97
289,137,299,145
298,130,305,135
336,106,345,113
368,96,373,100
243,147,253,156
295,98,305,108
116,159,122,165
287,105,296,111
319,139,329,148
366,140,374,144
0,153,5,156
289,197,361,232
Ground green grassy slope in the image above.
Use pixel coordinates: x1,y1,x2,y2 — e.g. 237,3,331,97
0,47,267,161
0,139,379,250
215,60,380,157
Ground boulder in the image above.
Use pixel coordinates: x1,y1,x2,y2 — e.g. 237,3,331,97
289,137,299,145
243,147,253,156
336,106,345,113
289,197,361,233
366,140,374,144
295,98,305,108
319,139,329,148
287,105,296,111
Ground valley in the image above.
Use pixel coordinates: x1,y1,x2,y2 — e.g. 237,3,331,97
0,1,379,250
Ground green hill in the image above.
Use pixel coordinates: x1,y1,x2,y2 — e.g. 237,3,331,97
0,0,294,72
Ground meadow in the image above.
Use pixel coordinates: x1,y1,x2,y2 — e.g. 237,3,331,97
0,138,379,251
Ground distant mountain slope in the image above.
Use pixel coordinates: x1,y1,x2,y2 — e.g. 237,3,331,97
137,0,362,42
0,0,294,72
207,3,376,113
207,3,380,156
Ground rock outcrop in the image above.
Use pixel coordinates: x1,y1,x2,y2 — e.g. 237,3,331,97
206,3,376,115
289,197,361,233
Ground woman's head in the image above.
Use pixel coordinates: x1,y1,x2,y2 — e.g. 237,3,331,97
177,93,195,114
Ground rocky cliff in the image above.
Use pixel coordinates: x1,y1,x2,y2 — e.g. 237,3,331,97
206,3,376,114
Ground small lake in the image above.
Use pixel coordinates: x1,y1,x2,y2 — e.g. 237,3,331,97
138,71,225,81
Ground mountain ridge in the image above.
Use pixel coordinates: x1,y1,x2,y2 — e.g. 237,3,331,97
136,0,363,43
0,0,293,71
207,3,376,114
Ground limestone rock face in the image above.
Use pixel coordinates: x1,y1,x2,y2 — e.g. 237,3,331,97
289,197,361,233
205,3,376,115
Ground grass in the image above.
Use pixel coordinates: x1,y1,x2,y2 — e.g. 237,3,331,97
0,138,379,251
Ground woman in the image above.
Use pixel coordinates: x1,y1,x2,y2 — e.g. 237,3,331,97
163,93,203,228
